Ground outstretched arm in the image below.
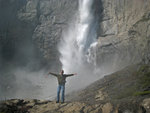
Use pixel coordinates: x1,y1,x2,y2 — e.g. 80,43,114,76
48,72,58,77
65,73,77,77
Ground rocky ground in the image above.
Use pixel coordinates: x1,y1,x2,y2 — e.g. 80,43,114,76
0,98,150,113
0,63,150,113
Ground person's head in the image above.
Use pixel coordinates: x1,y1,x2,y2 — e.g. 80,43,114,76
60,70,64,75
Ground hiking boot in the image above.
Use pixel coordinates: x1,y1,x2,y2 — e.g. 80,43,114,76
61,101,64,104
56,101,59,103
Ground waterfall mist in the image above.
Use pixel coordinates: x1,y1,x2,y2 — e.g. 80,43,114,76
58,0,101,92
0,0,57,100
0,0,103,100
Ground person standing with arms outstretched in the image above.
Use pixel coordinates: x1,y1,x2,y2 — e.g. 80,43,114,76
48,70,77,103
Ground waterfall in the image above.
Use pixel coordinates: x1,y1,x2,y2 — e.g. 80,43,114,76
58,0,98,81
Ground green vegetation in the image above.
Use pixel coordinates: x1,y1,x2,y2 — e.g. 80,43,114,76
116,85,138,99
133,91,150,96
138,64,149,72
140,72,150,88
0,111,7,113
138,64,150,89
116,64,150,99
132,64,150,97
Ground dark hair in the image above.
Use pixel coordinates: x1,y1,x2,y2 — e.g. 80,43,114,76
61,70,64,73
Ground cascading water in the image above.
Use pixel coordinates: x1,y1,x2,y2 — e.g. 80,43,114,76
58,0,99,90
59,0,97,72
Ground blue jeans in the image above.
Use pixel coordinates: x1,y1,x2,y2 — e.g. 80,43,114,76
57,85,65,102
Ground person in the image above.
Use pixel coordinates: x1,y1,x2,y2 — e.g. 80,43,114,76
48,70,77,103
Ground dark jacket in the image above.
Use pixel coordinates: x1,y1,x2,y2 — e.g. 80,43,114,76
49,72,74,85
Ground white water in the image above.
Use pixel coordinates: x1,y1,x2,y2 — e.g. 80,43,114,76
58,0,99,90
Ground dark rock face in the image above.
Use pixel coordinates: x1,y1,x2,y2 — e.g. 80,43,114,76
17,0,78,70
0,0,44,70
0,0,78,71
0,0,43,98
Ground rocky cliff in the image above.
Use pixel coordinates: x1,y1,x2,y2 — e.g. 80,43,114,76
1,0,150,71
96,0,150,71
0,0,78,70
18,0,78,69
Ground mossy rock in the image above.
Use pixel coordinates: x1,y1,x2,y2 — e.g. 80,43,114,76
138,64,150,73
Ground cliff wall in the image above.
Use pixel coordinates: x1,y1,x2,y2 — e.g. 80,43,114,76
96,0,150,71
0,0,78,70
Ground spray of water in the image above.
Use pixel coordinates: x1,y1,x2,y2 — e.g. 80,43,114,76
58,0,99,91
0,0,100,100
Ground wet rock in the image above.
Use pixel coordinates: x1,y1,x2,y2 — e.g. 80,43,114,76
141,98,150,113
18,0,39,22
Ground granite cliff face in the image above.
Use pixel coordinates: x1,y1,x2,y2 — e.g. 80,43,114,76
0,0,78,70
1,0,150,71
17,0,78,69
96,0,150,71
